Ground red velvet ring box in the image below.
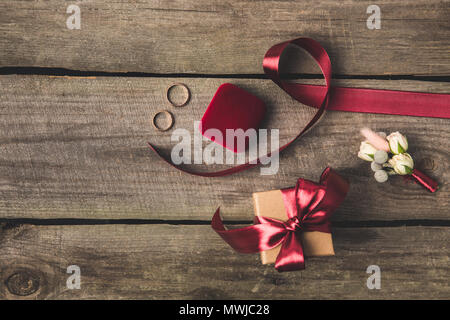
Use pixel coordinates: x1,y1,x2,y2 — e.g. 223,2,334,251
199,83,266,153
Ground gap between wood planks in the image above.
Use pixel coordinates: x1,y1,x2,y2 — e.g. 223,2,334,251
0,219,449,227
1,66,449,82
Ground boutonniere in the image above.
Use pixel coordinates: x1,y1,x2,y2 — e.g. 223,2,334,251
358,128,438,192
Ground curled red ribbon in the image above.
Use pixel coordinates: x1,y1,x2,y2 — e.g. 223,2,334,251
211,168,349,272
148,37,449,178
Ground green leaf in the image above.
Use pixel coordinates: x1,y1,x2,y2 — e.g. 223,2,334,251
404,166,413,175
397,142,405,154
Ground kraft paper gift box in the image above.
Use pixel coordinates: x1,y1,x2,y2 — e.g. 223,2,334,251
252,189,335,265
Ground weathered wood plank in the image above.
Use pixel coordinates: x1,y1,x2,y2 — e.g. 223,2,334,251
1,75,449,220
0,0,449,75
0,224,448,299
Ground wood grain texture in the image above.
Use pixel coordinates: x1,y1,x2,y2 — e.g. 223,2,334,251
0,223,448,299
0,0,449,75
1,75,449,221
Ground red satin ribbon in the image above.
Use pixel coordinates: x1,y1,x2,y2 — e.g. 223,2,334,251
149,37,450,177
211,167,349,272
411,169,438,193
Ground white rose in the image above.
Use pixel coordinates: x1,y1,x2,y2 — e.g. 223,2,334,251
386,131,408,154
388,153,414,175
358,141,377,161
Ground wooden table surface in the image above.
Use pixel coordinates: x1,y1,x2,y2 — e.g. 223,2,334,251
0,0,449,299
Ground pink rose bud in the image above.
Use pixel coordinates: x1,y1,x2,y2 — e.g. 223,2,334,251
360,128,390,152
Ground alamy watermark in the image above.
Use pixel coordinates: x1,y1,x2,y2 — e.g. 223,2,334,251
66,4,81,30
367,5,381,30
66,265,81,289
366,265,381,289
170,121,280,175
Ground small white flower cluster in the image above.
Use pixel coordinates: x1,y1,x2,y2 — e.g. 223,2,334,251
358,130,414,183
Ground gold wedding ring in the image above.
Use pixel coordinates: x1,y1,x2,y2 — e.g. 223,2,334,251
166,83,190,107
152,110,174,132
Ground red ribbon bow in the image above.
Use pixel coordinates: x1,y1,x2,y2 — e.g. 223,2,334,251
211,168,349,272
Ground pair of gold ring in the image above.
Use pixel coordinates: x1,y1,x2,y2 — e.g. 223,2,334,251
152,83,190,132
